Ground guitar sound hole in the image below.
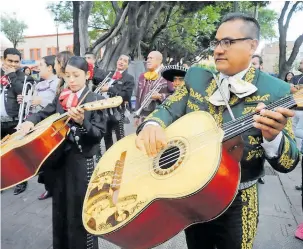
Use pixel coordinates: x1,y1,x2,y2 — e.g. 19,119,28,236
159,146,180,169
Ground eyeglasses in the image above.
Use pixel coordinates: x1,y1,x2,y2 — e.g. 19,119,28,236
210,38,253,50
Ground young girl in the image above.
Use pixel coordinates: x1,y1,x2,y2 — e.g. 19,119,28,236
18,56,106,249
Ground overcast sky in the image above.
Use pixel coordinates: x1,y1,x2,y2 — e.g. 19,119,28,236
0,1,302,43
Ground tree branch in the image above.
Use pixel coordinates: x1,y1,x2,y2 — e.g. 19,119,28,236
287,34,303,65
285,2,301,30
90,3,129,50
111,1,120,14
91,4,129,52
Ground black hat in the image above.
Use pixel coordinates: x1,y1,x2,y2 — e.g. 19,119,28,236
160,65,188,82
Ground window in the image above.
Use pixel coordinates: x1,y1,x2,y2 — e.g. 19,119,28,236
29,49,41,60
47,47,58,56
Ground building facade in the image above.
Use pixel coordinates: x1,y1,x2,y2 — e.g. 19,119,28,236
261,41,303,74
17,32,73,61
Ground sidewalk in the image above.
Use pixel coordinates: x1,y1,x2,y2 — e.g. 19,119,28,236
1,122,302,249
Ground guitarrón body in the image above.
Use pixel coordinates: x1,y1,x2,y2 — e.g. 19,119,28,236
83,111,241,249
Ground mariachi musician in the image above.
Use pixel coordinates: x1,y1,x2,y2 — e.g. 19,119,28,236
98,54,135,150
135,13,300,249
18,56,106,249
134,51,174,127
1,48,35,195
160,65,188,90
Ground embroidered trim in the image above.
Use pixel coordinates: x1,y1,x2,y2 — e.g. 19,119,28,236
279,136,295,169
145,117,167,129
284,119,295,139
248,136,262,145
187,99,200,111
241,184,258,249
245,94,270,103
242,107,256,115
165,84,188,107
246,148,264,161
189,88,204,103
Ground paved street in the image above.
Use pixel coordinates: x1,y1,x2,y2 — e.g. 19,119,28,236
1,121,303,249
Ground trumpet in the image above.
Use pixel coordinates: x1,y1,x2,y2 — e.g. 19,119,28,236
134,78,165,117
94,72,115,94
16,76,36,128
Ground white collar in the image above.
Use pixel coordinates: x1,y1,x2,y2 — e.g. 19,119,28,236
76,86,86,98
219,64,251,83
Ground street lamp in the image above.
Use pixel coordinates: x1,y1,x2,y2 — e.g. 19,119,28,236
54,17,59,53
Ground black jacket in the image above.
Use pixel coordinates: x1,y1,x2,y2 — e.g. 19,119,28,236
26,87,107,158
291,73,303,85
0,68,35,118
106,70,135,104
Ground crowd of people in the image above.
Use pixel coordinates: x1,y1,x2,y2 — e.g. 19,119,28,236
1,11,302,249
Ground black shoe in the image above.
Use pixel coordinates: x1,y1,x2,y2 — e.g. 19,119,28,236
38,191,52,200
258,178,265,184
295,185,302,191
13,182,28,195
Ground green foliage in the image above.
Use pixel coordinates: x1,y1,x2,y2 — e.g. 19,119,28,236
46,1,278,62
195,62,217,73
47,1,73,29
0,14,28,48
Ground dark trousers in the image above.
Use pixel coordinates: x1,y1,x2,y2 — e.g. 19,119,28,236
52,152,98,249
1,120,18,138
104,114,125,150
185,184,259,249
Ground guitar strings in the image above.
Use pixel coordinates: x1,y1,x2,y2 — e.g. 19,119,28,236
104,99,303,187
110,97,299,167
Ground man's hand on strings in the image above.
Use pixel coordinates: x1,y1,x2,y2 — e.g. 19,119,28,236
253,102,295,142
135,125,167,157
68,107,85,125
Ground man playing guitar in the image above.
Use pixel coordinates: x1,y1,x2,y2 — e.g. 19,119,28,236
135,13,300,249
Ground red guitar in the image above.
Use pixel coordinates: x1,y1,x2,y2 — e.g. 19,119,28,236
82,91,302,249
0,97,123,190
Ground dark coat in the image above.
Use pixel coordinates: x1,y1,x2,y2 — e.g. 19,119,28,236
1,68,35,118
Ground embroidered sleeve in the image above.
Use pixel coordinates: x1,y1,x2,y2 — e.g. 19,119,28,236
266,128,300,173
137,83,189,132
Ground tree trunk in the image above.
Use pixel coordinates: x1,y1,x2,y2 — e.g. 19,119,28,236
233,2,239,12
99,28,131,71
72,1,80,56
278,2,302,79
79,1,93,56
91,2,166,70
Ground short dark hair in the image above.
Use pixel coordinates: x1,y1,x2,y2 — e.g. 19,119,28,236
252,55,263,65
23,66,31,74
183,61,191,66
221,12,260,40
119,54,131,64
4,48,22,60
85,51,95,58
42,55,56,74
56,51,74,74
67,56,88,73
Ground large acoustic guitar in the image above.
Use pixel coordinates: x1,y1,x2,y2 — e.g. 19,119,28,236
83,91,302,249
1,96,123,190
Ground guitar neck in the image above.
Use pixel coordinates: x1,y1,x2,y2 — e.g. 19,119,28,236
222,95,297,142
